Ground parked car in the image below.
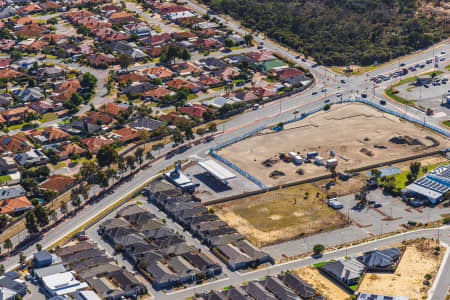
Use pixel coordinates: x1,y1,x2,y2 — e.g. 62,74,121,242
361,93,367,98
312,91,318,95
321,88,327,92
324,99,330,103
426,59,432,64
441,50,446,54
440,57,445,61
400,63,405,67
336,92,342,97
327,198,344,209
380,100,386,105
295,56,300,59
424,84,429,88
78,235,89,241
373,203,382,208
341,79,346,84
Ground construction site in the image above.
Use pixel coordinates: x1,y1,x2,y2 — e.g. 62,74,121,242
217,103,449,187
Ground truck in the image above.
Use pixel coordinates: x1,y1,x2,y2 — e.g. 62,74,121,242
306,151,318,159
289,152,303,165
326,158,338,168
314,156,324,166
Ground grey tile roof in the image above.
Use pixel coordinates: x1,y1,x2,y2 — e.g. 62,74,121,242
321,259,366,284
278,272,315,299
260,277,300,300
243,281,277,300
358,248,400,269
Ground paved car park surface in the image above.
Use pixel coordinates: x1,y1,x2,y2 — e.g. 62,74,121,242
184,163,260,202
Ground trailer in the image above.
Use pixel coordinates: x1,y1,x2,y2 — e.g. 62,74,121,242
314,156,324,166
307,152,318,159
326,158,338,167
289,152,303,165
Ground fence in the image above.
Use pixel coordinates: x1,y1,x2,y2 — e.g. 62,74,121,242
209,149,268,189
209,97,449,190
338,98,450,137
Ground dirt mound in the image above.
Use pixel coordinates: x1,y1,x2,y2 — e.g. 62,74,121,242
389,135,423,146
262,157,279,168
270,170,285,178
360,148,374,156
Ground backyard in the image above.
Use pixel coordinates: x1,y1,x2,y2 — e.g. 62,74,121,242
358,239,445,299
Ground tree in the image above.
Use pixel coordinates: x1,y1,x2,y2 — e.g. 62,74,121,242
135,147,144,166
0,265,4,276
371,169,381,179
181,48,191,60
184,127,194,140
202,110,215,122
81,72,98,93
313,244,325,255
244,34,253,46
97,145,118,168
4,239,12,252
60,202,68,216
0,214,7,231
71,190,81,208
172,129,184,145
145,151,153,161
224,38,234,48
409,162,421,179
19,252,25,266
118,53,134,70
126,155,135,170
36,243,42,252
118,155,126,174
208,122,217,133
34,205,49,227
49,209,57,222
25,211,39,235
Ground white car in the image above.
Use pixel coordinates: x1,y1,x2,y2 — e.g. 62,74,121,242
336,92,342,97
327,198,344,209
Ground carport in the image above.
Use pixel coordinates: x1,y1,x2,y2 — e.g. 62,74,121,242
198,159,236,185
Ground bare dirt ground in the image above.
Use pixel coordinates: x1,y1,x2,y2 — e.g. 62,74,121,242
217,103,449,187
211,183,347,247
358,239,445,299
295,266,352,300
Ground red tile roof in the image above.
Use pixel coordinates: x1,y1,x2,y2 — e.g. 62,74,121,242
0,68,25,79
0,196,32,215
17,23,46,37
99,102,127,116
142,66,174,79
118,72,149,83
142,87,173,99
113,127,141,143
81,136,114,153
40,175,74,194
0,134,31,153
180,104,216,119
166,78,199,90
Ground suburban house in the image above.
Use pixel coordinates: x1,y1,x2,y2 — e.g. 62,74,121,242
14,149,49,167
40,175,75,195
358,248,400,270
320,258,366,286
80,136,114,154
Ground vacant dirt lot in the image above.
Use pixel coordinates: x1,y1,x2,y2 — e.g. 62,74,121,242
217,103,449,187
358,239,445,299
211,183,347,247
295,266,352,300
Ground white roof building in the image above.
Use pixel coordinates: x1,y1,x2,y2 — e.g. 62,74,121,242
404,164,450,204
198,159,236,183
42,272,88,296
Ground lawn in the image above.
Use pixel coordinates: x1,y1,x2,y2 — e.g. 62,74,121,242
382,161,449,189
443,120,450,128
0,175,12,182
212,183,347,247
6,122,31,131
187,93,198,100
446,65,450,71
40,112,58,123
51,161,67,170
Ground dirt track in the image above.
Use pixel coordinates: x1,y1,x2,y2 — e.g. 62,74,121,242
218,103,449,186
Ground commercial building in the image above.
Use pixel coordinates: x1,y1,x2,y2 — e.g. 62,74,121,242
403,164,450,204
